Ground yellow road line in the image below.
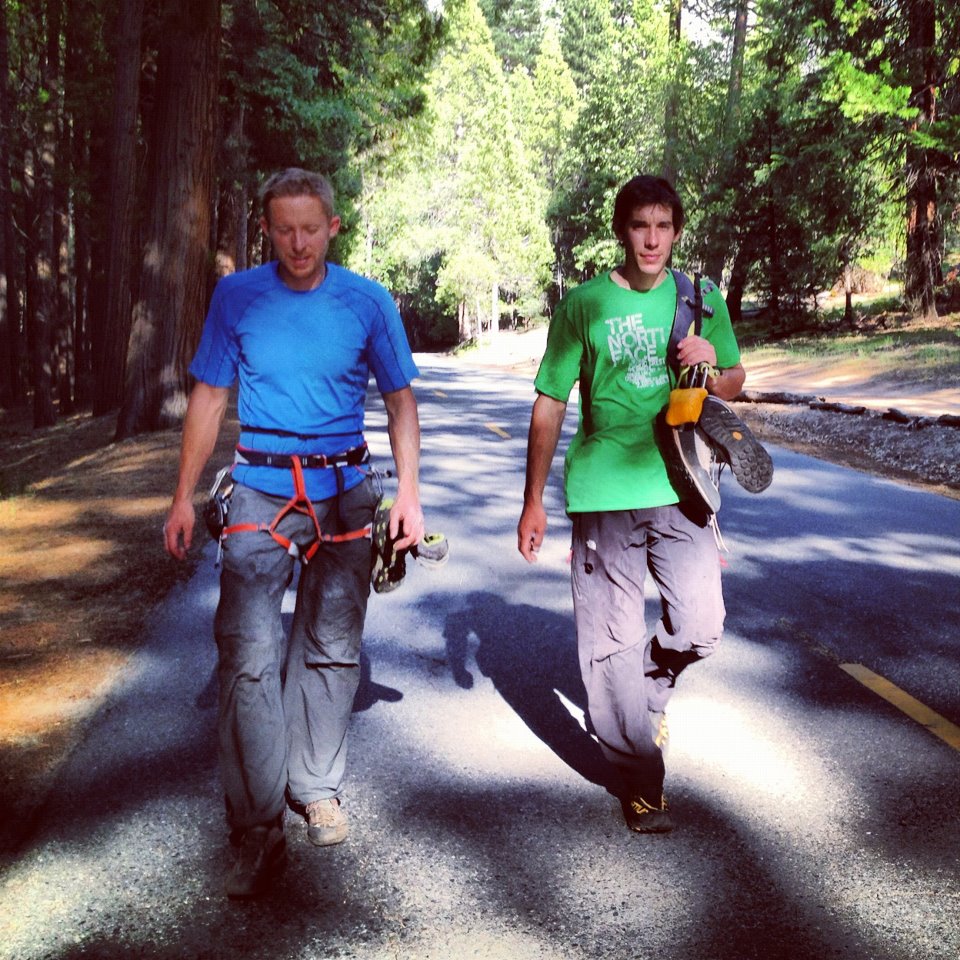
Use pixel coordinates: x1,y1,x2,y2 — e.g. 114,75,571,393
484,422,511,439
432,390,448,398
840,663,960,751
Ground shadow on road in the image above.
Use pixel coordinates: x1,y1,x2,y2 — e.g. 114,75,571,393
440,590,617,794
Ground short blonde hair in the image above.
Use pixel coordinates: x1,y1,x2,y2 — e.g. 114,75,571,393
259,168,335,222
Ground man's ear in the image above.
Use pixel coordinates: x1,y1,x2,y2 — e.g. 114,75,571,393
328,215,342,238
259,216,270,237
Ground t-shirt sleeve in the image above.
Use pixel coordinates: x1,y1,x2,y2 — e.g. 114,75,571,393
188,280,240,387
702,286,741,370
534,296,583,401
366,285,419,393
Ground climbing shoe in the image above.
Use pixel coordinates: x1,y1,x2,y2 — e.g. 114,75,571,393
371,498,450,592
697,396,774,494
658,410,722,515
411,532,449,568
371,497,406,594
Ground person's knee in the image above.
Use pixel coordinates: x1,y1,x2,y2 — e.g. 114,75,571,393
655,601,724,657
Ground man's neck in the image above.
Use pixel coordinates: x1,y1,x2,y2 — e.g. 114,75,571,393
612,264,668,292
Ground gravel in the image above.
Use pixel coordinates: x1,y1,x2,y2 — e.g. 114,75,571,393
734,397,960,498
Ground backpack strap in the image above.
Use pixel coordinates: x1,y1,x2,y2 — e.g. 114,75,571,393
666,270,715,385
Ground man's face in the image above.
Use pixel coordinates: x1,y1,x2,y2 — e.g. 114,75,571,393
617,203,680,284
261,194,341,291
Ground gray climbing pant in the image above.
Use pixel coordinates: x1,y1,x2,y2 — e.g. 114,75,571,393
213,477,379,833
571,503,725,800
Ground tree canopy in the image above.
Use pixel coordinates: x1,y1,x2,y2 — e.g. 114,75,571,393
1,0,957,434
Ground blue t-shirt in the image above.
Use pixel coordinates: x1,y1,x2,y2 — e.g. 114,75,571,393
190,261,419,499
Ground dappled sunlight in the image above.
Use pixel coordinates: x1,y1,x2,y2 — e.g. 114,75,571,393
0,538,117,582
0,649,128,741
749,530,959,573
673,695,812,798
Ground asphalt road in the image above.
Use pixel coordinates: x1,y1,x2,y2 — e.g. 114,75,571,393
1,356,958,960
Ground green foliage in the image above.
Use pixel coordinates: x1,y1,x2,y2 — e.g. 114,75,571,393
221,0,443,257
478,0,544,72
350,0,552,341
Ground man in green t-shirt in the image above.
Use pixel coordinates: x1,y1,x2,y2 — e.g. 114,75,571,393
517,175,746,833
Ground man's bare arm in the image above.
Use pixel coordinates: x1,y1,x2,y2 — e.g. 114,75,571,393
163,383,230,560
518,392,567,563
382,386,424,552
705,362,746,400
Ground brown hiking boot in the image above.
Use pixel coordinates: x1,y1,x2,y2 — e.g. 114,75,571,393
305,797,349,846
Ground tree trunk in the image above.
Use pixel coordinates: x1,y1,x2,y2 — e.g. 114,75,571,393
215,99,247,277
49,0,75,415
703,0,749,286
0,0,20,408
27,0,60,429
843,261,855,328
661,0,681,186
116,0,220,438
93,0,145,416
904,0,939,320
725,250,750,327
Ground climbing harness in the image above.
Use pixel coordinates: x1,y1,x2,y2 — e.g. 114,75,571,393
203,438,373,567
205,437,449,587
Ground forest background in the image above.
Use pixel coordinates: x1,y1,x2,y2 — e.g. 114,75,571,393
0,0,958,443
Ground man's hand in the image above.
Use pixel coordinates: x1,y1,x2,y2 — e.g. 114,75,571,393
389,489,424,553
164,383,229,561
517,500,547,563
164,499,196,561
676,334,717,369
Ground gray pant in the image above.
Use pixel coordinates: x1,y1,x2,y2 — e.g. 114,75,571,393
571,504,725,800
214,477,379,833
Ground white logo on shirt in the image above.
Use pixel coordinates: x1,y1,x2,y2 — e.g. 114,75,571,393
605,314,668,390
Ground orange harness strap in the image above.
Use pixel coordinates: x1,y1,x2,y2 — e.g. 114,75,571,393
222,457,372,563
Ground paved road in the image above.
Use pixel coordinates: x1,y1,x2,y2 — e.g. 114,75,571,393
2,357,958,960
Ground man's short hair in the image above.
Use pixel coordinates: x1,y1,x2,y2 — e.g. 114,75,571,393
612,175,685,236
259,168,335,222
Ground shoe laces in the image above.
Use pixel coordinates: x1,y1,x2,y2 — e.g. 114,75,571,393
306,799,341,826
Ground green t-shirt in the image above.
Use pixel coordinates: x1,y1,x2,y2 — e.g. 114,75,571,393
534,270,741,513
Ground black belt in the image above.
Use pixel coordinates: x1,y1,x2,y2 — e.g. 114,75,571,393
234,443,368,469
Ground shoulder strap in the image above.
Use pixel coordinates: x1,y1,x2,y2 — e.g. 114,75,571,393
666,270,717,382
667,270,697,382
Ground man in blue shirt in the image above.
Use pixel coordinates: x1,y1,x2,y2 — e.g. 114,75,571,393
163,169,423,898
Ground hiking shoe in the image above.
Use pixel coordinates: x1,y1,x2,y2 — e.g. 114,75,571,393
371,498,406,593
621,794,673,834
411,532,449,568
305,798,349,847
225,823,286,899
697,396,774,494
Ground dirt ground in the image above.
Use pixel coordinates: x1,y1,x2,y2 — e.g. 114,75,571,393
1,332,959,855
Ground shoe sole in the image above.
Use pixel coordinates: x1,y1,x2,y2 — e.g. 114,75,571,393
626,815,673,834
674,427,722,513
371,498,406,593
307,823,349,847
698,397,774,493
